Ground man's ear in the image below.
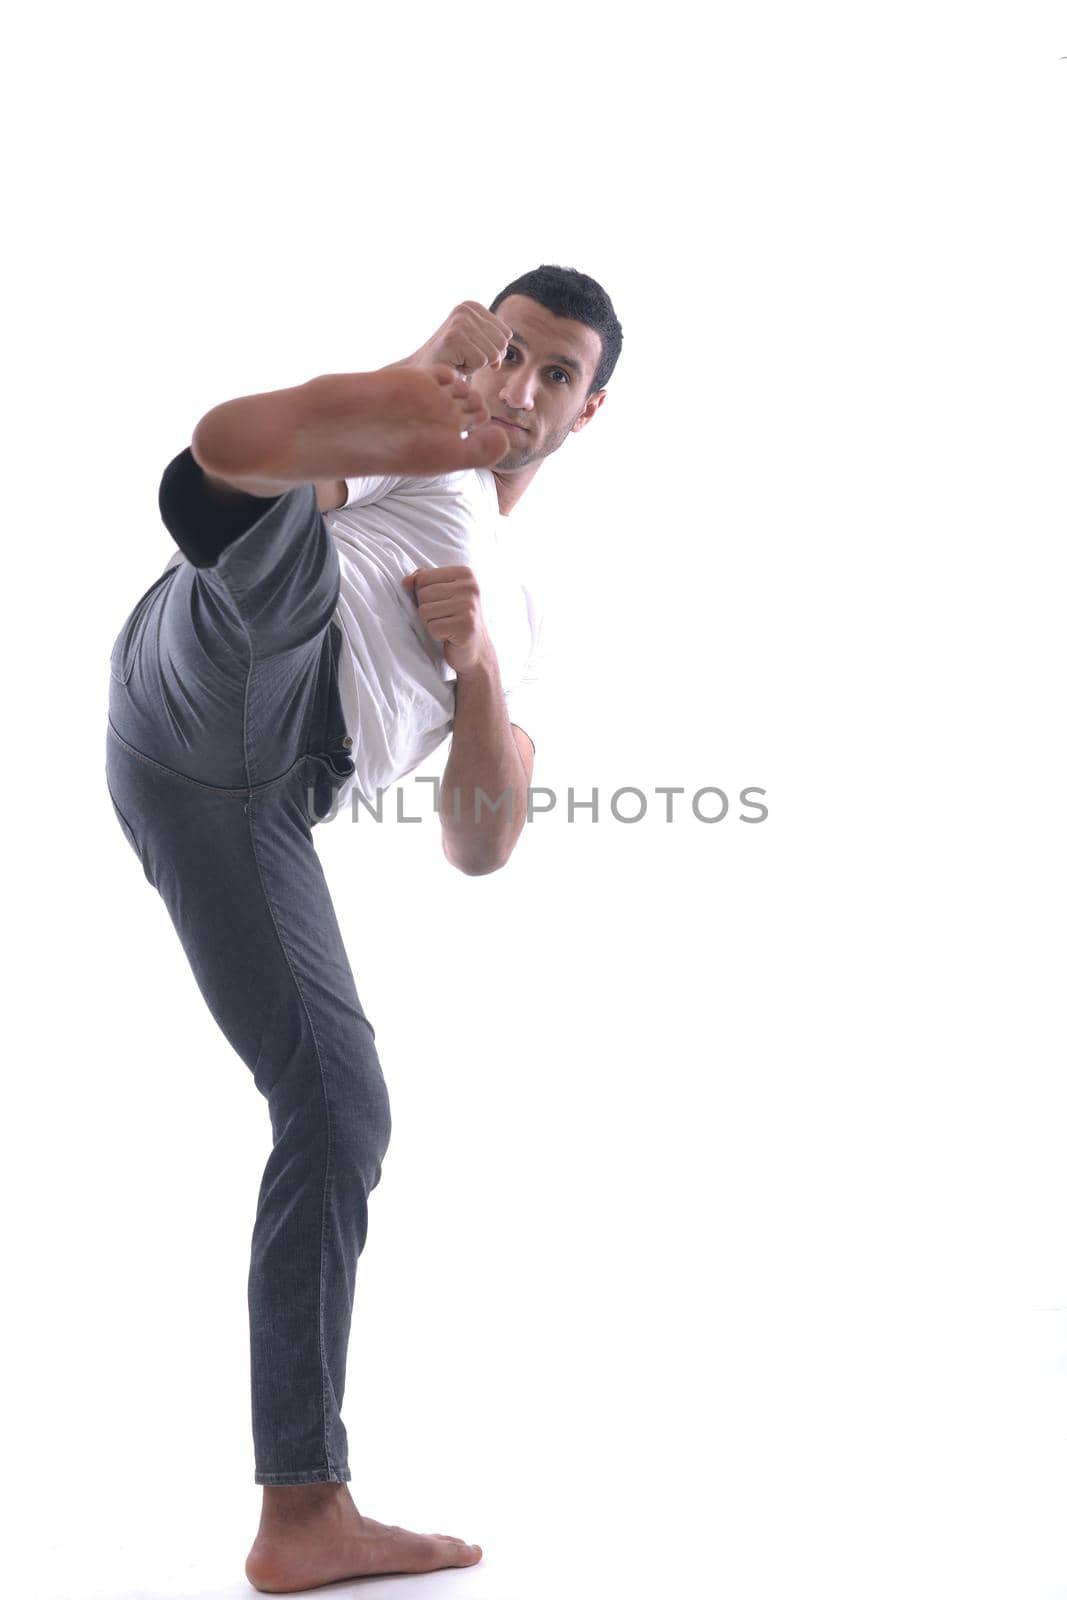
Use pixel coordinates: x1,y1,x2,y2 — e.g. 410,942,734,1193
571,388,606,435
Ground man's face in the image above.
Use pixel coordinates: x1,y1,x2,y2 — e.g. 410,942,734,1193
468,294,606,471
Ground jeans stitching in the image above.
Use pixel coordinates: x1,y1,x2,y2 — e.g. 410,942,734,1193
222,538,339,1480
106,719,308,799
232,582,261,794
255,1468,351,1484
212,533,340,1479
244,782,338,1481
116,505,345,1480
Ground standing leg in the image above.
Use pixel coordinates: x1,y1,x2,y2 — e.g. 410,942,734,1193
106,728,390,1482
108,459,388,1482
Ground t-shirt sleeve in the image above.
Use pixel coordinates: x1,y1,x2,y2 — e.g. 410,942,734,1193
502,588,548,754
343,474,410,509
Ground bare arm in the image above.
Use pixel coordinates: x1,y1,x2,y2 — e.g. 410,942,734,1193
383,300,513,376
400,562,534,874
439,654,534,875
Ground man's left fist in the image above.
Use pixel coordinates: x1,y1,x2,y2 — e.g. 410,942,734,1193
401,564,495,677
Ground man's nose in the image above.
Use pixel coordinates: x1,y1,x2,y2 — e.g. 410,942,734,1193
497,371,536,411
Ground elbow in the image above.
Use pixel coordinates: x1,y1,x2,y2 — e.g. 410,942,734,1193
461,857,507,877
442,837,511,876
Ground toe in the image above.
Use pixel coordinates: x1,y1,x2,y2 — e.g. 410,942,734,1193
435,1533,479,1552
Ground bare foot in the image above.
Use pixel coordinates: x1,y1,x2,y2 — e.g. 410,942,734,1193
301,363,510,478
245,1481,483,1593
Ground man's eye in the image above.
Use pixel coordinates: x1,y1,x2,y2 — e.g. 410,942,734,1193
504,347,519,361
551,369,569,384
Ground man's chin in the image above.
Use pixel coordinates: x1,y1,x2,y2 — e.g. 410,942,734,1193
490,440,533,472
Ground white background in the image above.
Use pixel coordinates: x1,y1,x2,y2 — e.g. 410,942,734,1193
3,3,1066,1597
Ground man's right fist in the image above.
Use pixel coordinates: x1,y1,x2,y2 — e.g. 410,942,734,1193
410,301,514,376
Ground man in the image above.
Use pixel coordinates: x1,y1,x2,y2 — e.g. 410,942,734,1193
104,264,622,1592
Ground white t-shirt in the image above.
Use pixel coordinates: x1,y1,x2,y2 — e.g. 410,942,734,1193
158,466,545,810
325,466,544,809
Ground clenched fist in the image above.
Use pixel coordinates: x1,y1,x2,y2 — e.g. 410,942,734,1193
401,564,494,677
408,301,514,377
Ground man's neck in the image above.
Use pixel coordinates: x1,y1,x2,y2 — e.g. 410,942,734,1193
491,460,542,518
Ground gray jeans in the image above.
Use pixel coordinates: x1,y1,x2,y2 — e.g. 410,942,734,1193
105,449,392,1485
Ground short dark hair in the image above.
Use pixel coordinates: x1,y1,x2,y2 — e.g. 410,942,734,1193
489,264,623,398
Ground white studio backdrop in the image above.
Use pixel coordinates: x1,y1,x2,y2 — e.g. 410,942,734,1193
2,2,1065,1597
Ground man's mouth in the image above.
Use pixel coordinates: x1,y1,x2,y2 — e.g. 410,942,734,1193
493,417,528,432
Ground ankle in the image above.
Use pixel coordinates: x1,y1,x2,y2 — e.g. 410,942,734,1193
260,1481,350,1521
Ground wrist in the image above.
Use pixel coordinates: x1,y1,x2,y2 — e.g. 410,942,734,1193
453,641,499,683
380,350,421,372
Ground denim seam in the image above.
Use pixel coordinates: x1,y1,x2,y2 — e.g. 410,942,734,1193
106,719,308,799
179,517,342,1481
226,565,337,1480
236,601,336,1477
226,555,337,1481
255,1467,351,1485
232,568,337,1481
210,566,260,793
244,789,337,1481
211,548,339,1483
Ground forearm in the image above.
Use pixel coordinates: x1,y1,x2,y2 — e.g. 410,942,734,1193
441,652,529,874
190,373,384,490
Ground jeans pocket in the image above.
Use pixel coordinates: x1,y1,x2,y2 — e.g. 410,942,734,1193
303,739,355,826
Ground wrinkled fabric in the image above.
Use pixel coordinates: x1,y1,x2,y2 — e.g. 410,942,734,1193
104,459,391,1483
